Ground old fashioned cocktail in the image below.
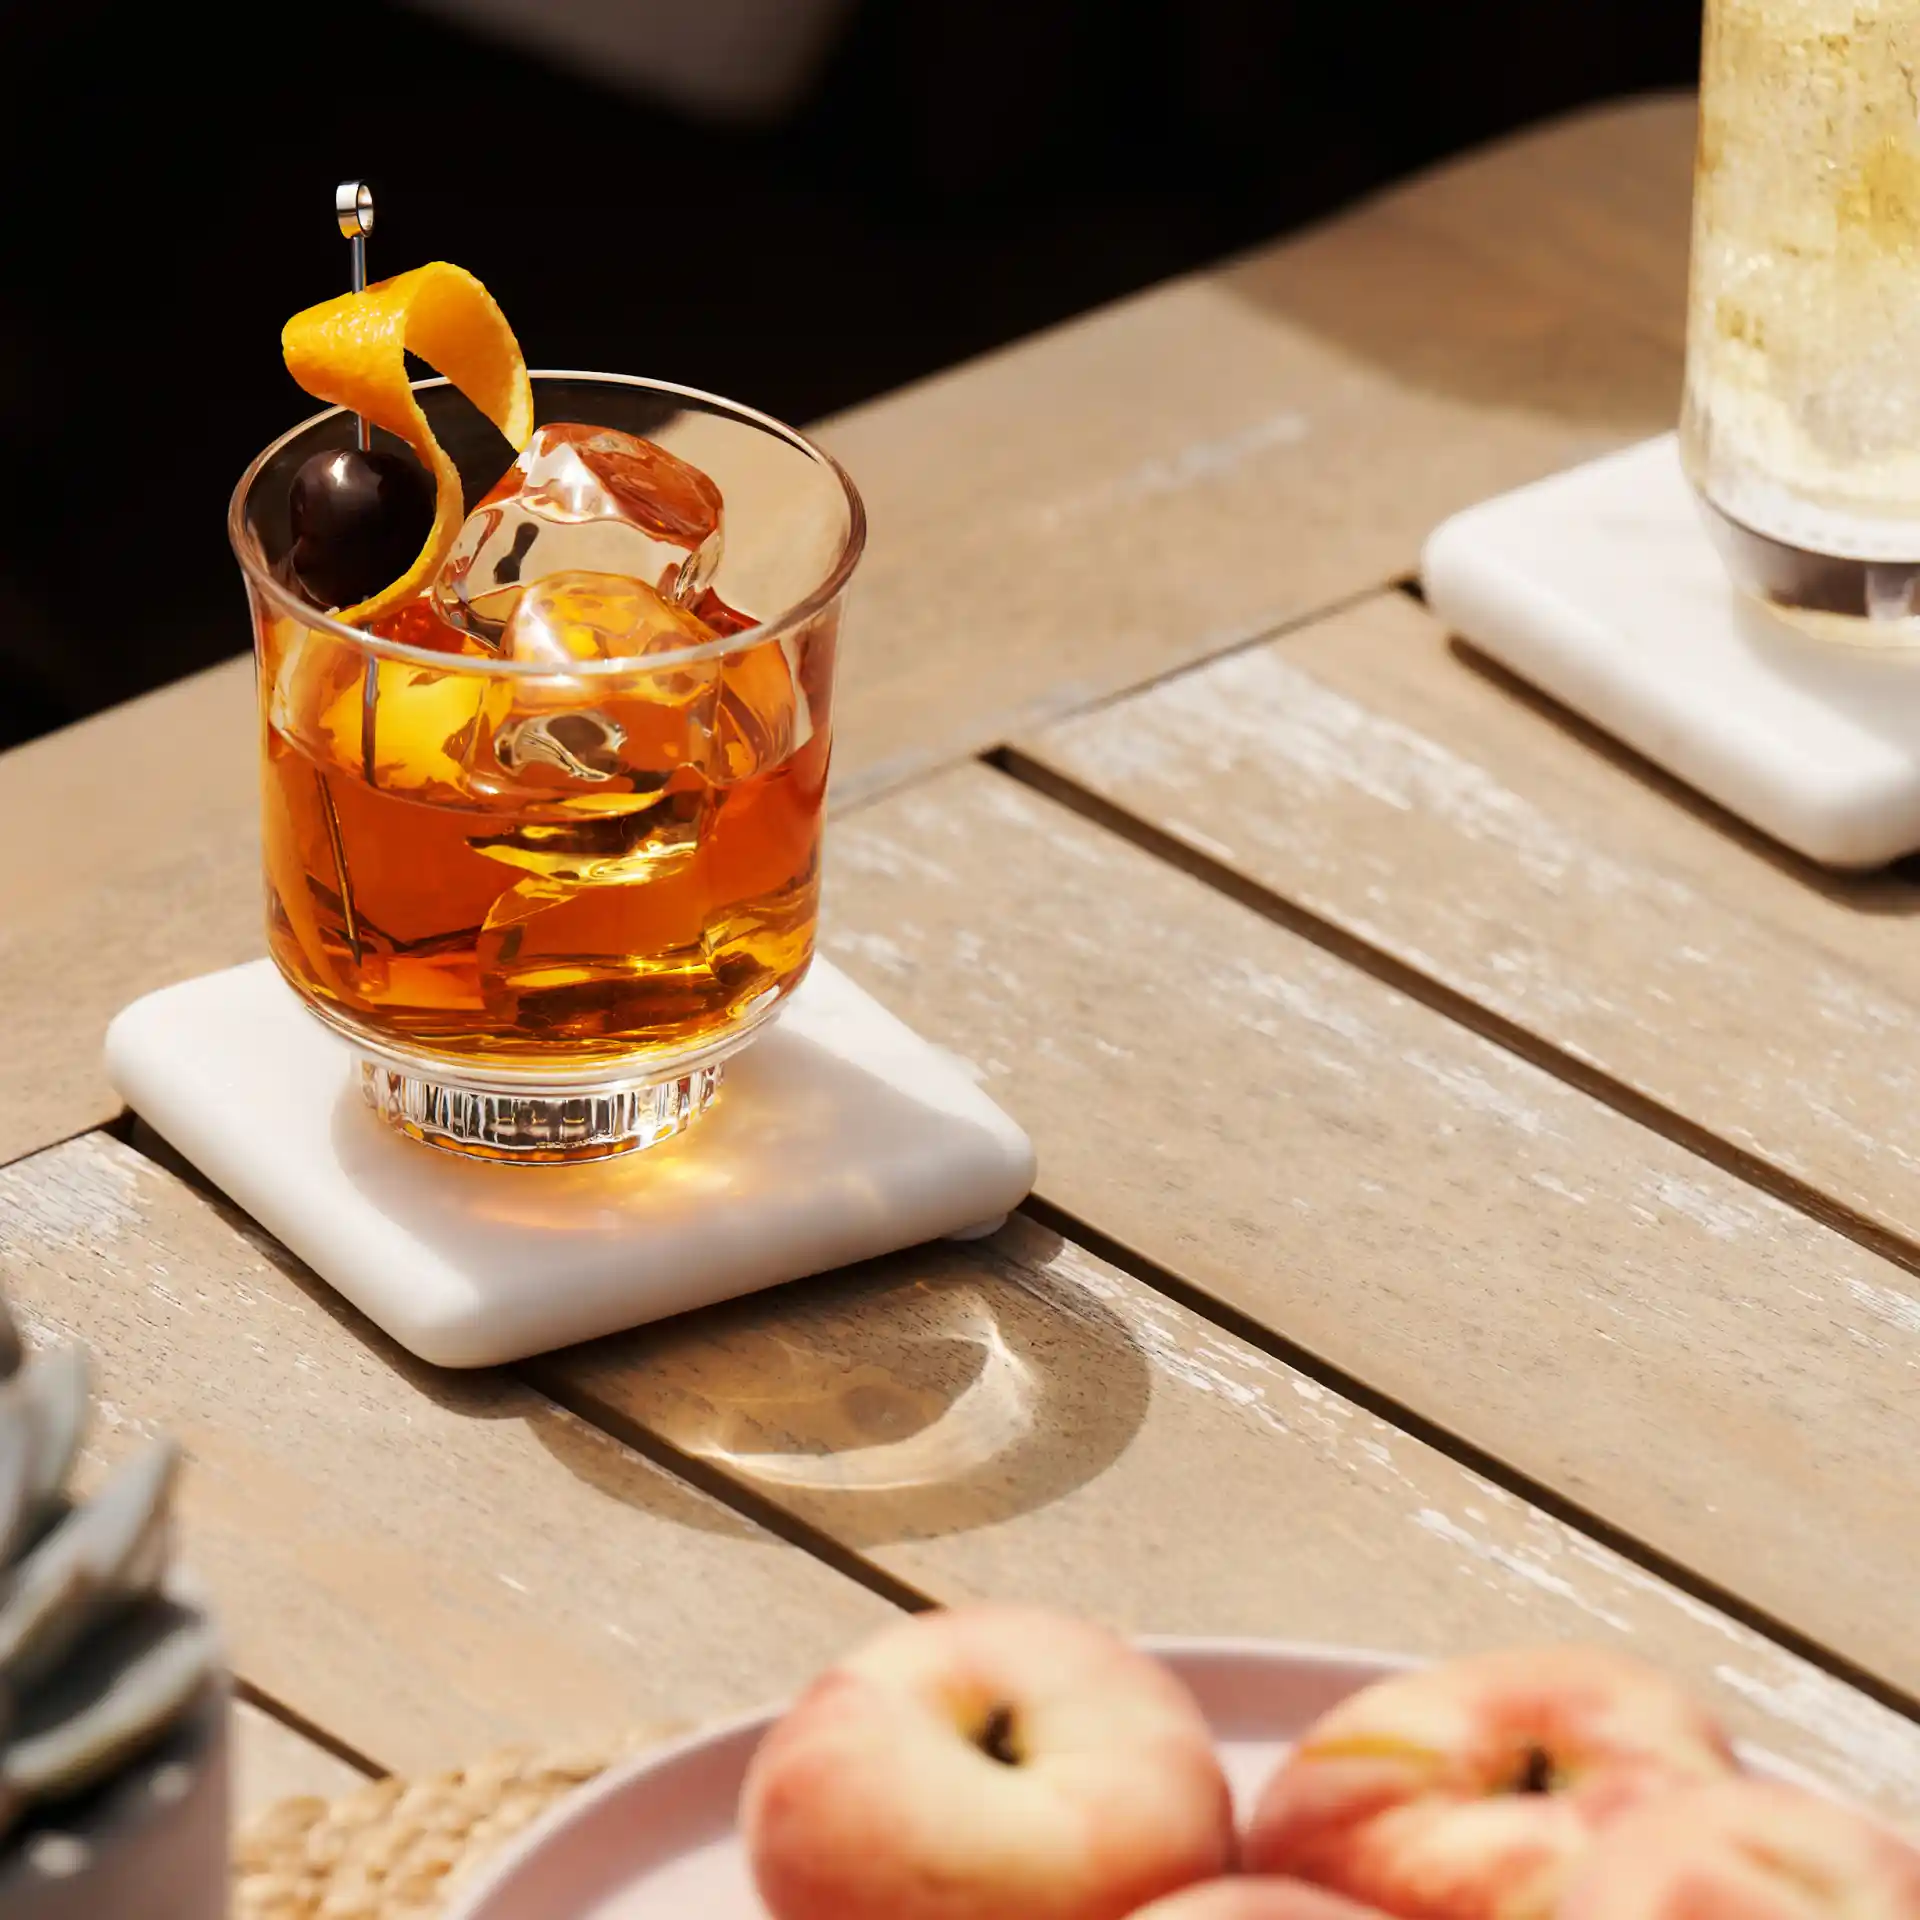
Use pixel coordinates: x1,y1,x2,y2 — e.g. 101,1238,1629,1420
233,367,863,1161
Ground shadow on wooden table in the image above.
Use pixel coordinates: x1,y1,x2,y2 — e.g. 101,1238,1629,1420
178,1075,1153,1552
1209,94,1694,441
1214,229,1680,439
529,1222,1155,1551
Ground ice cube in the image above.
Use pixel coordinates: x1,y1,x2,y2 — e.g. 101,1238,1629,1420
434,424,725,643
502,570,717,669
491,709,629,784
716,637,803,781
489,572,721,797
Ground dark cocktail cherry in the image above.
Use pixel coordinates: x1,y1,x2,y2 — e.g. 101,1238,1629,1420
286,446,435,611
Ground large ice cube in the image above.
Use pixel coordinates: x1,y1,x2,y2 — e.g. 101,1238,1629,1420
490,571,720,791
434,423,725,643
502,570,717,669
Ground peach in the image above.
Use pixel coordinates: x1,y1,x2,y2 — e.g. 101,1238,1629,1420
739,1604,1234,1920
1560,1778,1920,1920
1243,1644,1738,1920
1128,1878,1396,1919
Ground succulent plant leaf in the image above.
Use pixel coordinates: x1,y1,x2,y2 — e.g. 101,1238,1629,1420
0,1387,34,1573
0,1445,178,1693
0,1647,18,1845
21,1350,88,1519
3,1601,219,1808
0,1349,89,1569
0,1330,219,1859
0,1299,21,1384
0,1558,91,1695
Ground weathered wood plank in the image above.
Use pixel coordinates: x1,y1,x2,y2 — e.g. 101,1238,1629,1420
0,656,256,930
0,102,1690,1167
819,175,1678,800
234,1701,372,1822
1025,591,1920,1255
543,1216,1920,1820
0,1133,892,1776
815,763,1920,1707
0,659,259,1168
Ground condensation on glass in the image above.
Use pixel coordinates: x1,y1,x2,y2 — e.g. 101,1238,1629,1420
1682,0,1920,642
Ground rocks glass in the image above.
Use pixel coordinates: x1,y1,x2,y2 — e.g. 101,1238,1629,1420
230,375,864,1162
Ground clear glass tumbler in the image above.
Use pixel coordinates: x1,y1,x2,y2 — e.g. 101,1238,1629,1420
1682,0,1920,642
230,373,864,1162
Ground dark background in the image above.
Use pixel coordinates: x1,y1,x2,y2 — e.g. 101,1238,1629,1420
0,0,1697,753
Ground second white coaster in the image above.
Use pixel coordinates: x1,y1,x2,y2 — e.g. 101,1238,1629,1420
1422,433,1920,869
105,960,1036,1368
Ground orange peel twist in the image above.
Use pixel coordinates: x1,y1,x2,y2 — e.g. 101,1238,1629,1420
280,262,534,625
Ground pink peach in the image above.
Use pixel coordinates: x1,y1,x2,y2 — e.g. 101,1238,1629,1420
741,1604,1234,1920
1560,1778,1920,1920
1244,1644,1737,1920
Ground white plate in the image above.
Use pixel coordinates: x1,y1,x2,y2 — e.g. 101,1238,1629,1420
449,1635,1807,1919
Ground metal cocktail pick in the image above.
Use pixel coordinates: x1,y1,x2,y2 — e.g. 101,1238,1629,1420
330,178,378,942
335,180,375,451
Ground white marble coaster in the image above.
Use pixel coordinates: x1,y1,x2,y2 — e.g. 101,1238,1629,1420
1421,433,1920,869
105,960,1036,1368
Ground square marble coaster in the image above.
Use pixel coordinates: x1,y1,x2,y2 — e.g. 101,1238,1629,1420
1422,433,1920,869
105,960,1036,1367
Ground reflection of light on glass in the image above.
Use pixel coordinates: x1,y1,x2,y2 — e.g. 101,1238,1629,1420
686,1294,1038,1495
416,1030,895,1233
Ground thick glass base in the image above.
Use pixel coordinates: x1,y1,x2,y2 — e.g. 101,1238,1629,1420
361,1058,725,1164
1695,492,1920,649
289,970,790,1164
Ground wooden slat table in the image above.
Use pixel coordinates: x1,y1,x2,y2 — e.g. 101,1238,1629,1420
9,89,1920,1852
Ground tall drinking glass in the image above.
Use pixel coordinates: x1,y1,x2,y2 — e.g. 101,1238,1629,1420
1682,0,1920,642
230,374,864,1162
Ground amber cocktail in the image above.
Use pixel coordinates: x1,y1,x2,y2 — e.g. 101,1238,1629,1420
231,374,864,1161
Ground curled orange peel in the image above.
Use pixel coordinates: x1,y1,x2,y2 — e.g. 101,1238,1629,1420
280,262,534,625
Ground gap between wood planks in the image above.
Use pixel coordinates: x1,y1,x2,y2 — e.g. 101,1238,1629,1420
102,1120,933,1624
40,563,1920,1733
97,1084,1920,1731
0,575,1396,1185
235,1677,387,1782
1012,1189,1920,1730
0,1135,409,1783
970,693,1920,1719
0,1116,127,1180
522,1359,934,1618
979,742,1920,1296
1014,583,1392,741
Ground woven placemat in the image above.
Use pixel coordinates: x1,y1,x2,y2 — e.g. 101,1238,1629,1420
235,1725,683,1920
